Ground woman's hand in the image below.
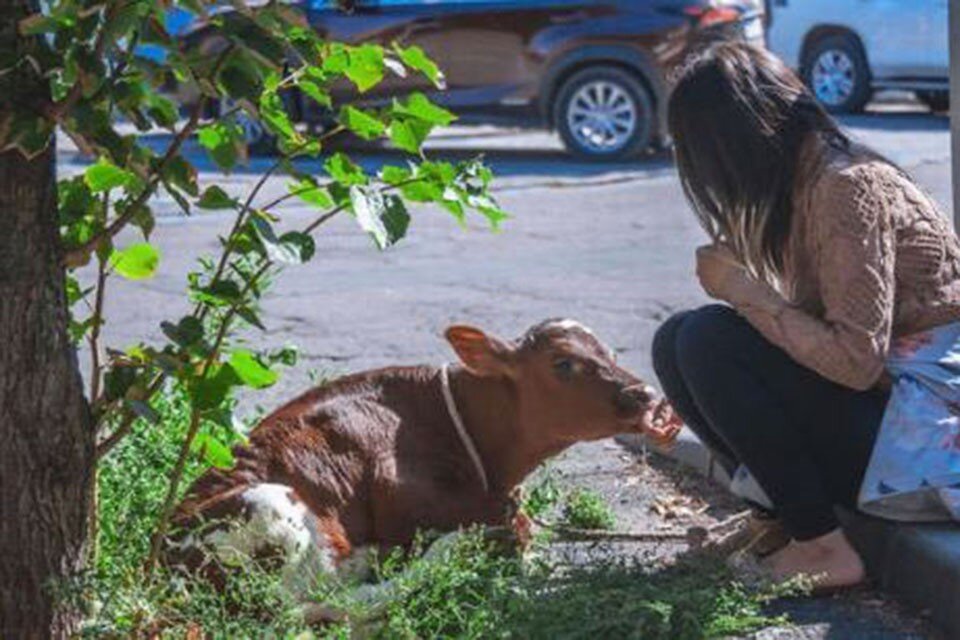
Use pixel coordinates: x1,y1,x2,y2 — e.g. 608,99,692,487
640,399,683,449
695,244,754,303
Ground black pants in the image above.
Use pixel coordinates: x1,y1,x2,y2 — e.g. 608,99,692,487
652,305,888,541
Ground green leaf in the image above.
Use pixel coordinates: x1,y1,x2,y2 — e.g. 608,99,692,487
218,56,264,103
198,122,244,170
289,179,333,209
197,185,238,210
382,195,410,245
388,118,432,155
145,94,178,129
108,243,160,280
0,111,54,159
324,152,367,186
259,88,297,141
395,44,445,89
380,165,412,185
193,280,243,307
340,106,385,140
85,158,137,193
267,344,299,367
345,44,385,93
161,316,205,349
322,42,350,75
163,155,199,197
193,432,236,469
279,231,316,263
349,186,408,250
103,367,137,403
248,215,314,264
188,364,241,411
392,93,455,126
228,349,278,389
299,73,332,108
236,306,266,331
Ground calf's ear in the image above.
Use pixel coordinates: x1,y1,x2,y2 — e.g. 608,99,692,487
445,325,513,377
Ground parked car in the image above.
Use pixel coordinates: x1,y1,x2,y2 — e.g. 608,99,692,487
186,0,765,160
765,0,949,113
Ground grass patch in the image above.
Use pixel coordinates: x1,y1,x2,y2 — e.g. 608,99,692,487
561,488,617,530
83,387,789,638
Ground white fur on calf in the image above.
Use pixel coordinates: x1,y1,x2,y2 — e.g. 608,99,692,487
203,483,337,596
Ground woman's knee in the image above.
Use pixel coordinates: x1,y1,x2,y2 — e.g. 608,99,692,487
674,304,748,373
651,311,690,377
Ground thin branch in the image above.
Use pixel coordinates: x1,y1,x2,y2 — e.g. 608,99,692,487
192,125,345,320
95,372,165,456
145,409,202,574
62,43,237,264
93,178,395,456
62,102,205,264
88,238,108,404
193,155,289,320
46,2,119,120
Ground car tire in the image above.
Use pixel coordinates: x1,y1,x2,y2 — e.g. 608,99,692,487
802,34,872,114
554,66,653,161
917,90,949,113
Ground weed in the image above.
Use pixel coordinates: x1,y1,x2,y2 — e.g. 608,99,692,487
561,488,617,530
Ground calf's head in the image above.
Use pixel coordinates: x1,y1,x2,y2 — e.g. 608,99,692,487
445,319,676,444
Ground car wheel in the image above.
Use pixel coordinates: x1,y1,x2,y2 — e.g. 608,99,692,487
917,90,949,113
802,34,872,114
555,66,653,161
220,98,277,157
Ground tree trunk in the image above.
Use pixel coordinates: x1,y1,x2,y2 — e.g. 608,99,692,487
0,1,94,637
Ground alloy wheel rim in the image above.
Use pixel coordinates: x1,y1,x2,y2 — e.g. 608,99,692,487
566,80,638,153
811,49,856,106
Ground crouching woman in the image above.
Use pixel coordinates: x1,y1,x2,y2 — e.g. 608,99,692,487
654,42,960,589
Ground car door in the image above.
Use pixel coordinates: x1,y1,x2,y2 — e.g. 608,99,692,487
308,0,592,109
861,0,947,79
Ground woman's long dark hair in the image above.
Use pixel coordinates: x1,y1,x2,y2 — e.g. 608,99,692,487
668,41,850,280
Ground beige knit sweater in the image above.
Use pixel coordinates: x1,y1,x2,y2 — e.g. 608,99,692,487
726,138,960,391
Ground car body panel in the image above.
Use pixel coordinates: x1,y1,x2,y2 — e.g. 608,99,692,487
767,0,948,82
305,0,695,122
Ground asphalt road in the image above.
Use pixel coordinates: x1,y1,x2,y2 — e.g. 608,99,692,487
66,102,953,410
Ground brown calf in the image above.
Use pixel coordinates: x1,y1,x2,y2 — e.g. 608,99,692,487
165,319,680,598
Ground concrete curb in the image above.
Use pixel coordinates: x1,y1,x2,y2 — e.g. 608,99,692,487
616,430,960,639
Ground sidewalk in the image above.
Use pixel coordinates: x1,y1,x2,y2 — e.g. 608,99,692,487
616,430,955,639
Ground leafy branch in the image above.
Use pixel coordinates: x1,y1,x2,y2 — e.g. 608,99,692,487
17,0,506,582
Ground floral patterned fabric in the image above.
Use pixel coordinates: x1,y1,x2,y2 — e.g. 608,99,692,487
859,322,960,521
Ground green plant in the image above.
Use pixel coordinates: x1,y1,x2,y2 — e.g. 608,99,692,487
522,470,563,521
561,488,617,530
9,0,503,584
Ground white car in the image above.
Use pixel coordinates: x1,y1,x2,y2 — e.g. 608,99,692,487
765,0,949,113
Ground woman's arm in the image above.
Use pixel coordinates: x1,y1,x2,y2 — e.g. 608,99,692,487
709,164,897,391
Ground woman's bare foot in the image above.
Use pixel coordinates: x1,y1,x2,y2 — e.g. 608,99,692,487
763,528,865,591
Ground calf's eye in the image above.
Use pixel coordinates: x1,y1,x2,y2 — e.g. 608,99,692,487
553,358,580,380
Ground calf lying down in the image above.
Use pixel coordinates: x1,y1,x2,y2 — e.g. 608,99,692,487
164,319,680,618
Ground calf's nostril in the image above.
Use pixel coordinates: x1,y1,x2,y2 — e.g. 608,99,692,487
616,384,656,415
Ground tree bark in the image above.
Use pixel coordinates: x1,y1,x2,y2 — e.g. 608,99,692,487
0,1,94,637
